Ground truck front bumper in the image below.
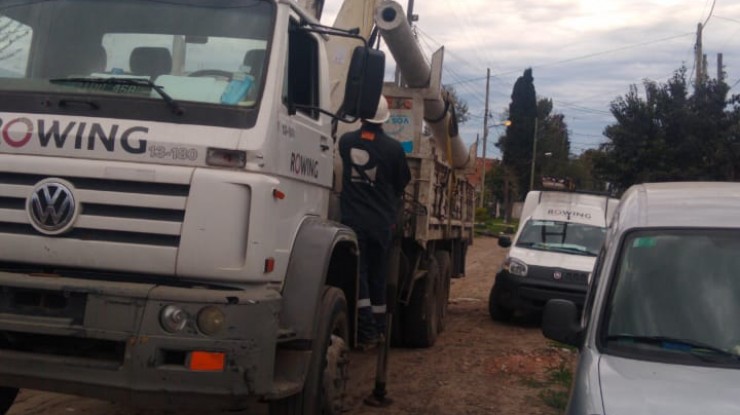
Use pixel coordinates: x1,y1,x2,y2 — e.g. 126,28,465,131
0,271,282,410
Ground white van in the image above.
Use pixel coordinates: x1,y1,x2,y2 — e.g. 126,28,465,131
542,182,740,414
489,190,619,321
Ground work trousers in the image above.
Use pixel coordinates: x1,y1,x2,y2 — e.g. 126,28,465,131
355,227,392,342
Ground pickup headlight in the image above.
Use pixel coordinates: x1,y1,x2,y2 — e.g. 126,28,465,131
503,257,528,277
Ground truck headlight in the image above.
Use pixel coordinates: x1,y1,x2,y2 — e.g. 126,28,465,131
197,306,226,335
503,257,528,277
160,305,189,333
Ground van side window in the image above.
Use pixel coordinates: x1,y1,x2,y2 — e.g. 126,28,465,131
286,19,319,119
582,247,605,326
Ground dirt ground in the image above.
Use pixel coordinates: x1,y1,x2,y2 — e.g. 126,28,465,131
7,236,575,415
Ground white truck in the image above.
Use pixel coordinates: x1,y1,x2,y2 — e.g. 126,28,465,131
490,190,618,321
0,0,473,413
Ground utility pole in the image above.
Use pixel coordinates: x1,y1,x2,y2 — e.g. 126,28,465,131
718,53,724,82
479,68,490,208
529,117,538,192
695,22,703,85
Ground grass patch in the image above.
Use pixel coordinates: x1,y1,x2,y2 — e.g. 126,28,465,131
538,389,569,411
522,361,573,413
474,218,519,237
546,362,573,388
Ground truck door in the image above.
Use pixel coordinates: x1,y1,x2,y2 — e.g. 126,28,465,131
279,17,332,189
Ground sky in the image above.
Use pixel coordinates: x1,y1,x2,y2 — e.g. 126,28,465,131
322,0,740,159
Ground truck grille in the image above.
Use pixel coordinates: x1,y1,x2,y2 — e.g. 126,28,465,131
528,266,590,285
0,172,189,247
0,330,125,367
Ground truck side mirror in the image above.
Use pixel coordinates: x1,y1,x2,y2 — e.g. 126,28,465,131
542,299,583,348
342,46,385,119
498,236,512,248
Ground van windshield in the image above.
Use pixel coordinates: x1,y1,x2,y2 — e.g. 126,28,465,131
0,0,273,113
515,220,606,256
604,230,740,364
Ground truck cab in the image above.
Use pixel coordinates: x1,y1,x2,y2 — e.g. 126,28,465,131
0,0,384,413
489,190,618,321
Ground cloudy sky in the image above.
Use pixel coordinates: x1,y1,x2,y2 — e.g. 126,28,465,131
324,0,740,159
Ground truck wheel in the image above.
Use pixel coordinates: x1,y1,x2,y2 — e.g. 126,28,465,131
434,251,451,333
269,287,349,415
402,256,439,348
488,283,514,322
0,387,18,415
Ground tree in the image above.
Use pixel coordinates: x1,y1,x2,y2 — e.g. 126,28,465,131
497,68,537,198
532,98,571,182
443,85,470,125
594,66,739,194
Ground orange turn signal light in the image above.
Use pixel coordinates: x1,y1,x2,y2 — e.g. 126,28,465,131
264,257,275,273
189,351,225,372
272,188,285,200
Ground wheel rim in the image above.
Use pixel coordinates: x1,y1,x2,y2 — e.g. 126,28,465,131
322,333,349,414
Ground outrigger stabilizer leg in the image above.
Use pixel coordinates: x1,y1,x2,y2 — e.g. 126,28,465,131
364,235,402,408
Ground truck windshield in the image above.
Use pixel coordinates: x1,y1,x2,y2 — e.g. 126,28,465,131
604,230,740,365
515,220,606,256
0,0,273,109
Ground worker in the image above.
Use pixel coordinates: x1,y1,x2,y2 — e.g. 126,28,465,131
339,95,411,349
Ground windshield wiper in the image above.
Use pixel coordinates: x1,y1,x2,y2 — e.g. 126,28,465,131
551,246,593,256
607,334,740,362
50,77,183,115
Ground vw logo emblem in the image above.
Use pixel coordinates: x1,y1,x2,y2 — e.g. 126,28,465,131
27,180,78,235
553,271,563,280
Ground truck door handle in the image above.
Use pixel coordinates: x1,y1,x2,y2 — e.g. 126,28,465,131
320,136,330,151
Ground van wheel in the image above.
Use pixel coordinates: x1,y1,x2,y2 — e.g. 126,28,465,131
0,387,18,415
434,251,452,333
402,256,439,348
269,287,349,415
488,284,514,322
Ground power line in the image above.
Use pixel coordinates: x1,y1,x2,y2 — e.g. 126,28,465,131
703,0,718,27
555,100,611,115
414,28,487,100
447,32,694,87
730,78,740,91
532,33,694,71
413,30,487,106
714,16,740,25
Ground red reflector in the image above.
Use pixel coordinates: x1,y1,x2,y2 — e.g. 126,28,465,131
265,257,275,273
189,351,225,371
273,189,286,200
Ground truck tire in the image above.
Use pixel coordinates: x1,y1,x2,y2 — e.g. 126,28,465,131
434,251,451,333
488,283,514,322
0,387,18,415
402,256,439,348
269,287,350,415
